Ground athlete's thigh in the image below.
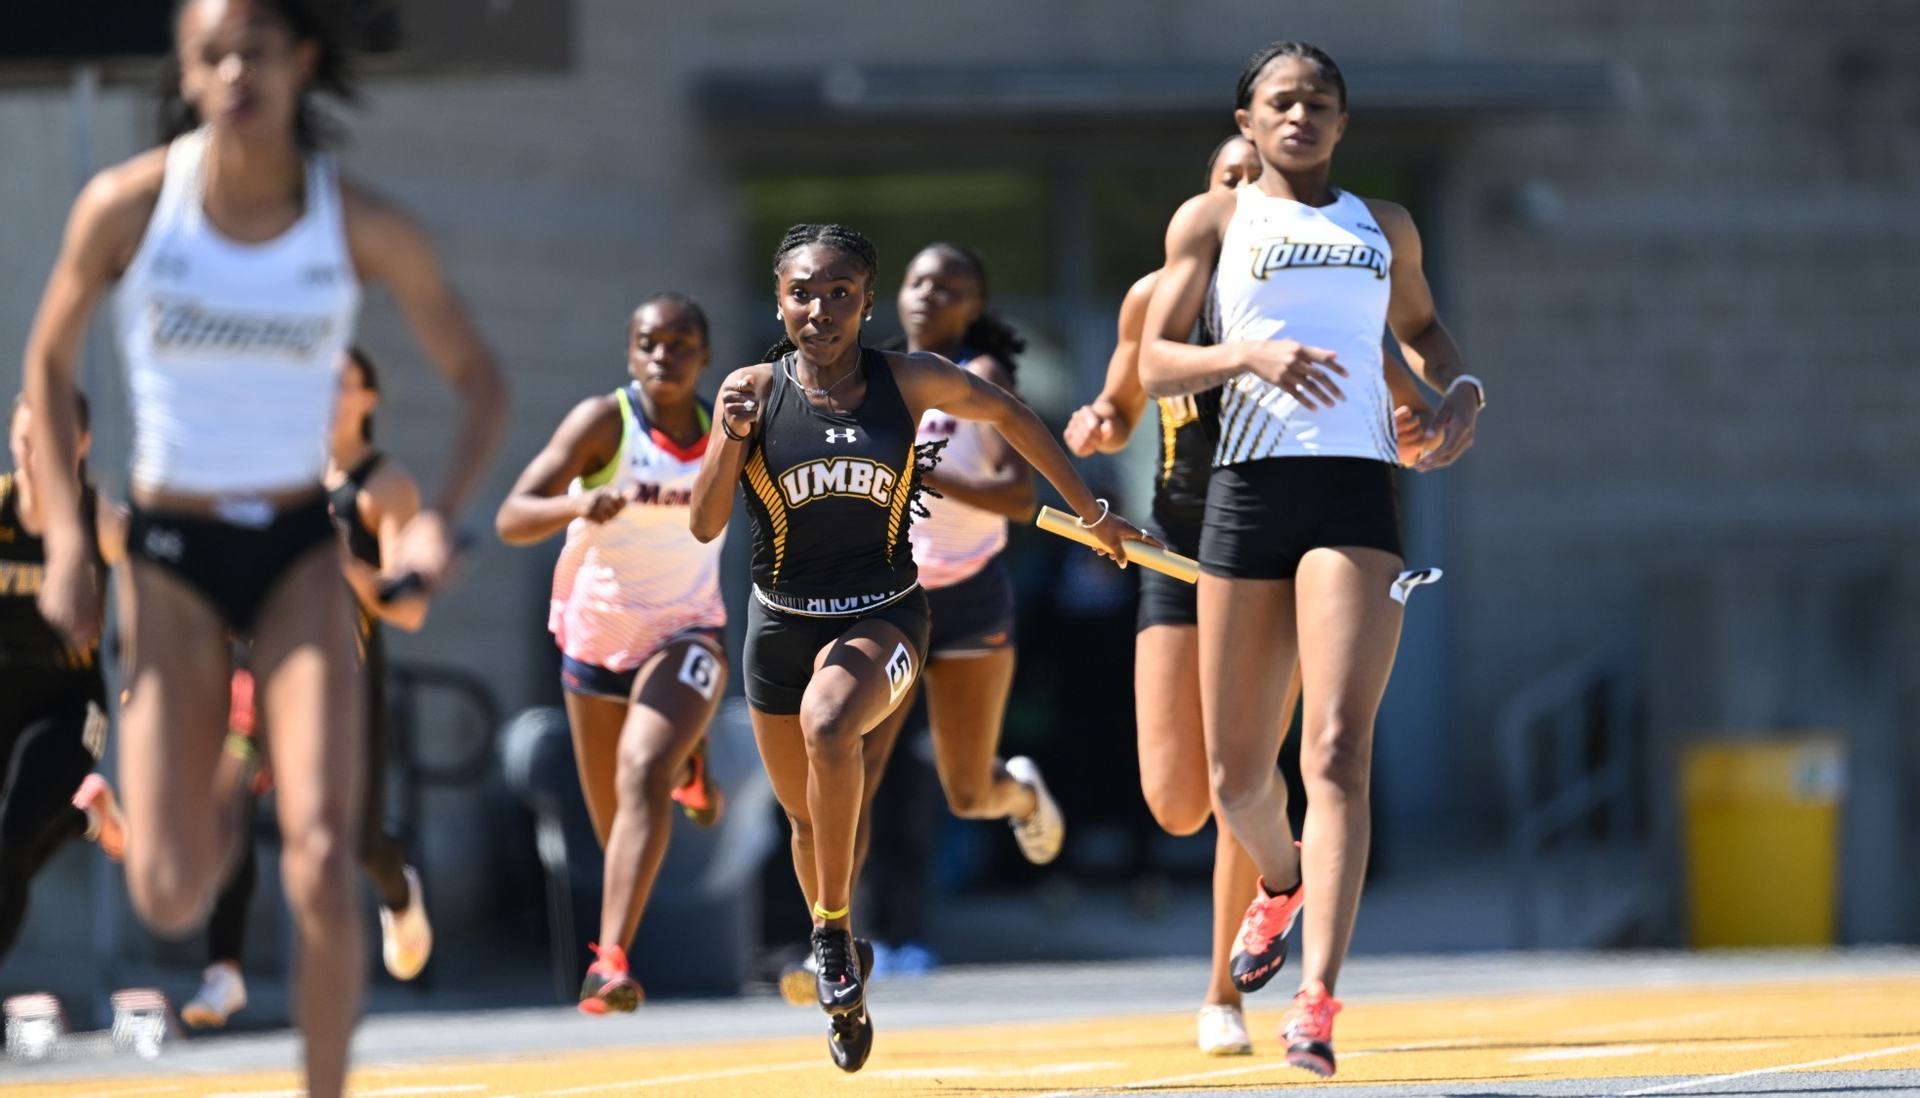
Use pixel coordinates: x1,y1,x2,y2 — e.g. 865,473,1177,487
118,561,235,861
1293,546,1405,738
563,691,629,846
250,546,364,838
632,638,727,741
1197,573,1298,769
0,701,90,841
804,619,920,739
921,648,1016,789
1135,624,1206,803
749,709,810,821
627,637,729,763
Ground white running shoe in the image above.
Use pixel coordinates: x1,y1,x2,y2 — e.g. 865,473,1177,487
380,866,433,981
1198,1003,1253,1056
1005,756,1065,865
180,963,247,1029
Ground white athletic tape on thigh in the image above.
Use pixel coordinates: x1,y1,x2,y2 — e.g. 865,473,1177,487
884,642,915,702
678,645,720,701
1390,567,1443,605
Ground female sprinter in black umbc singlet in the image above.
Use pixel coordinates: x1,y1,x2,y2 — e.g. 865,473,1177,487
690,223,1153,1073
0,390,127,970
21,3,507,1095
1066,136,1436,1057
1139,43,1481,1078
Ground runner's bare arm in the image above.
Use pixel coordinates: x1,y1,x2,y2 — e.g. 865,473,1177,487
495,395,626,545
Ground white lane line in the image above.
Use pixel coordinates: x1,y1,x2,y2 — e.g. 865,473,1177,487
1517,1045,1657,1062
524,1060,820,1095
360,1088,490,1096
871,1061,1127,1080
95,1088,185,1097
1617,1039,1920,1095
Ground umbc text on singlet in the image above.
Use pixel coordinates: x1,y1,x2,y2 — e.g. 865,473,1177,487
777,458,898,508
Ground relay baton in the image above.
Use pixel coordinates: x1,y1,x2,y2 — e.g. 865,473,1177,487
1035,506,1199,584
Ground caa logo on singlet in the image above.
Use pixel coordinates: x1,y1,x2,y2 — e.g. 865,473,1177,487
778,458,896,508
1248,238,1387,281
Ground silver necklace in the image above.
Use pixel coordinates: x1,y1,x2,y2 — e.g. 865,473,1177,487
789,359,860,399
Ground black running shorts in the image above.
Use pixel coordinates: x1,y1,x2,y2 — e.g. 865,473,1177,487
925,556,1016,658
1199,457,1402,581
744,588,931,715
1136,505,1203,632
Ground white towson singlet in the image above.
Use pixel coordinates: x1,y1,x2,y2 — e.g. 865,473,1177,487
116,128,361,496
909,352,1008,589
1211,186,1396,467
549,388,727,672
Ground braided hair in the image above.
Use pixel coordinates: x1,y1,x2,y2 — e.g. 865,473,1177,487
763,224,880,362
1235,41,1347,111
159,0,359,149
912,243,1025,381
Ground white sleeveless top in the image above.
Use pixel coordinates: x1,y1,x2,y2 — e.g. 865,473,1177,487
116,129,361,496
909,352,1008,589
1211,186,1395,467
549,388,727,671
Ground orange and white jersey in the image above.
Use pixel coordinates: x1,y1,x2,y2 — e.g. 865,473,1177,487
549,387,725,671
909,354,1008,589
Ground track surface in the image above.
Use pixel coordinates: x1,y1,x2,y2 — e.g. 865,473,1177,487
8,951,1920,1097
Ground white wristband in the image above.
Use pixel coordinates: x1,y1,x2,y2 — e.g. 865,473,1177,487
1446,374,1486,410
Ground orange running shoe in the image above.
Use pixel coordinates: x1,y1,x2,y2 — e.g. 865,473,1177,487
670,738,723,827
1281,980,1343,1077
73,774,126,863
578,942,641,1015
1228,876,1304,992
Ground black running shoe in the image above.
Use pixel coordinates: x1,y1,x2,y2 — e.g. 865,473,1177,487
781,936,874,1007
811,927,864,1015
828,1003,874,1072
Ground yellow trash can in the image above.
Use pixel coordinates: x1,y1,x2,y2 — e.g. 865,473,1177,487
1680,735,1846,947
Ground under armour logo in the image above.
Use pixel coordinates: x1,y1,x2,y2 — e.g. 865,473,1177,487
142,526,185,563
825,428,859,444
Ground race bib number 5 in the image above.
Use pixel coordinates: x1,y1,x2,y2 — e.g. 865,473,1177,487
884,642,915,702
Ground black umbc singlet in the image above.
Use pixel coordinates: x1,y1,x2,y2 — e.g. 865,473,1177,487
741,349,937,615
0,474,103,677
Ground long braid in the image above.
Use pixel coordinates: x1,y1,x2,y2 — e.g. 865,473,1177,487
764,223,881,362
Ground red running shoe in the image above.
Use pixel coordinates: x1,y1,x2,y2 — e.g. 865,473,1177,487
1281,980,1343,1077
578,942,641,1015
670,738,723,827
73,774,126,863
1228,876,1304,993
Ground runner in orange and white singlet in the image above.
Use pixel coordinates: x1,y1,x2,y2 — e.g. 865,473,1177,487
496,292,729,1015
